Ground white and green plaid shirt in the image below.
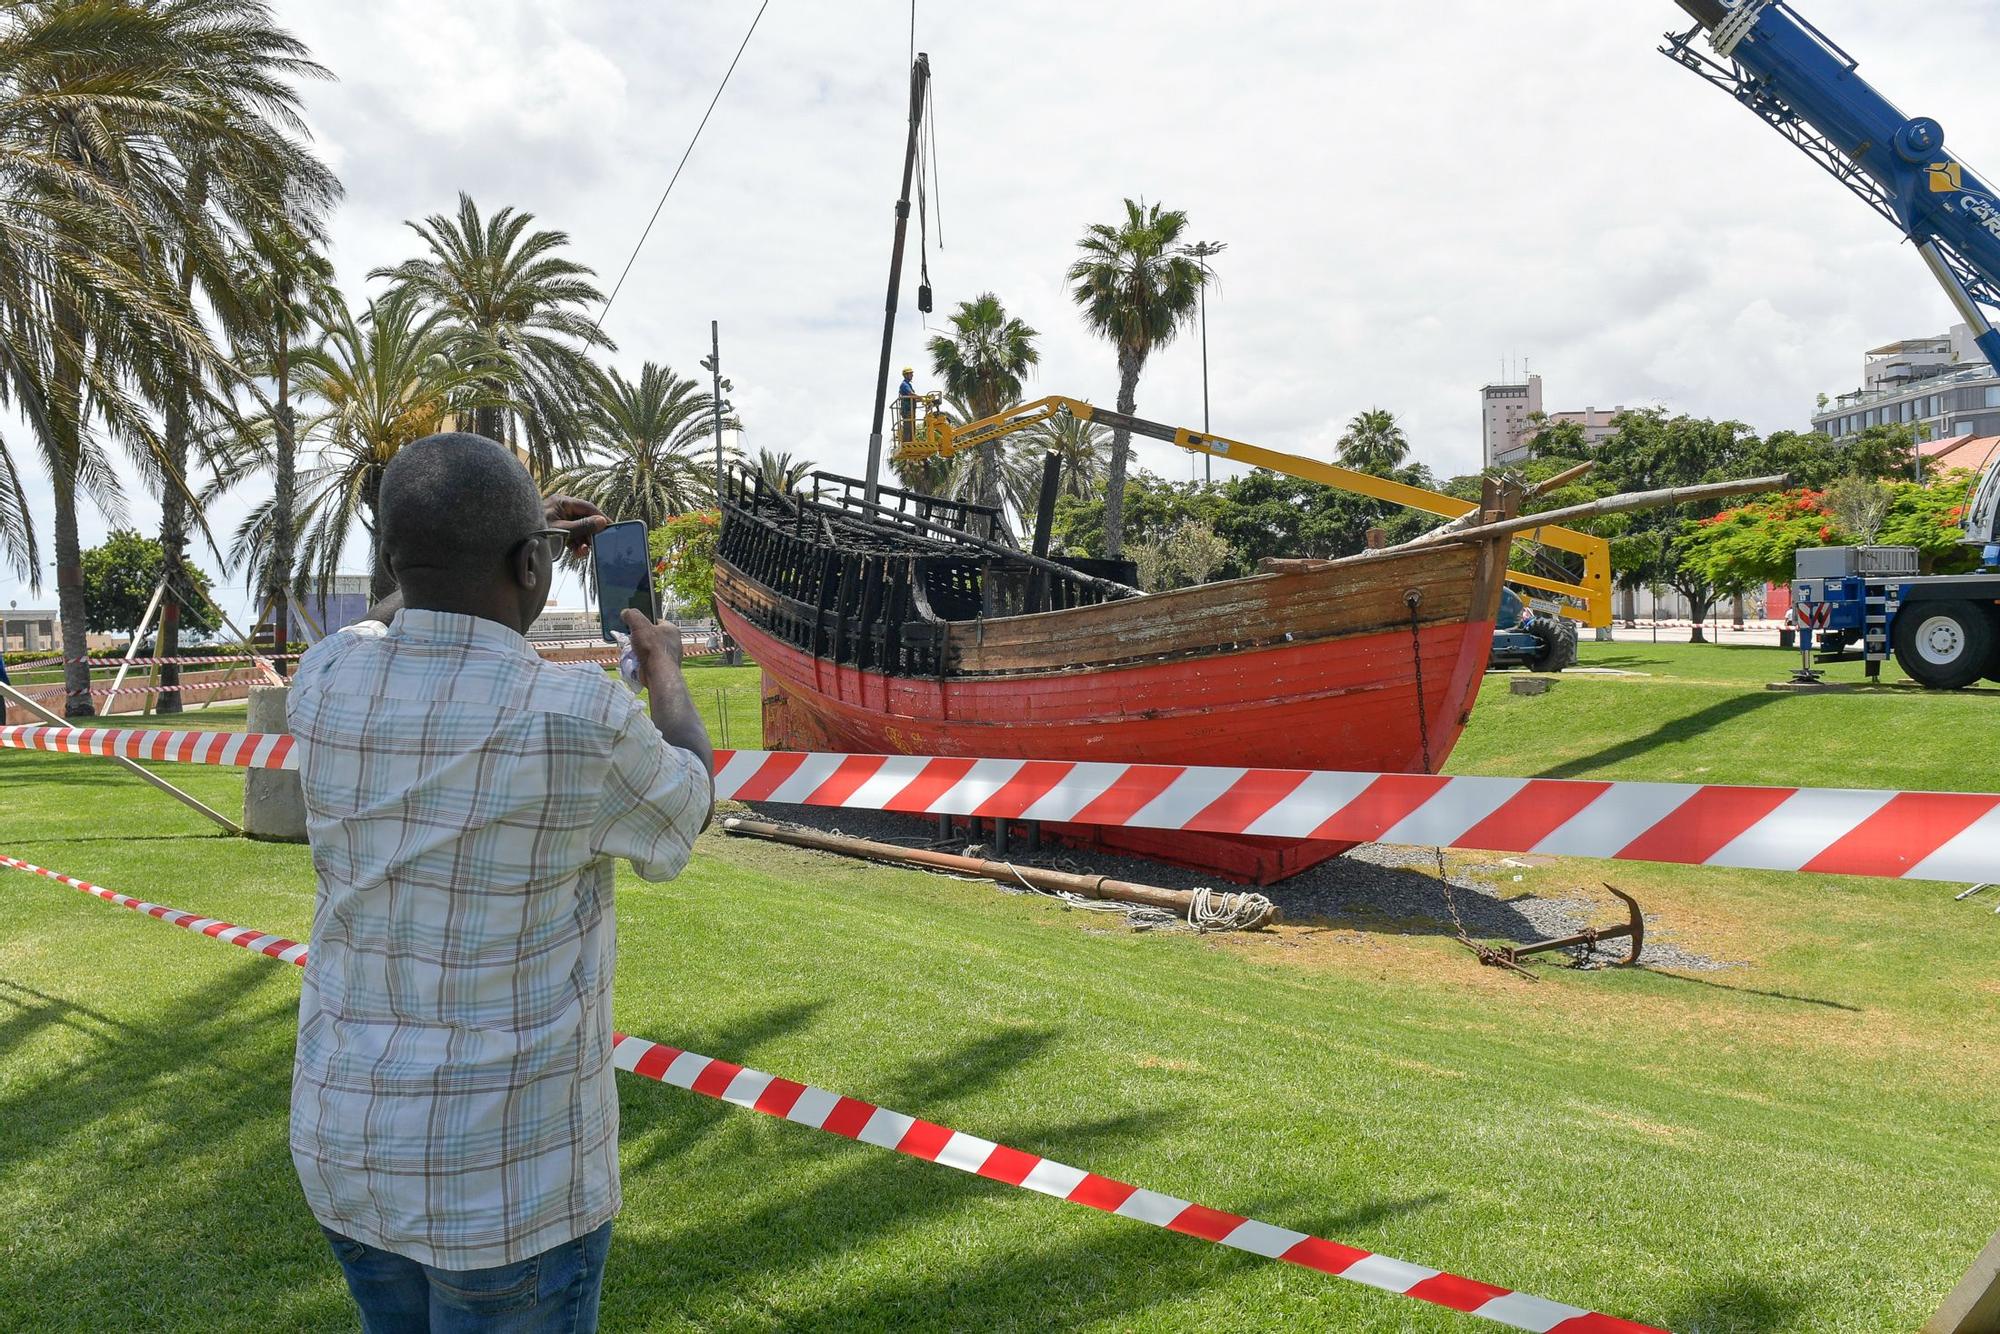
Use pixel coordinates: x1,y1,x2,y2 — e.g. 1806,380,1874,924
287,609,707,1269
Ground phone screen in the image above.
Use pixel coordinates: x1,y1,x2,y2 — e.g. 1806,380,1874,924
592,520,657,641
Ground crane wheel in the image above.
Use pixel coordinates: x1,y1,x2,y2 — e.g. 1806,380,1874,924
1892,599,1995,690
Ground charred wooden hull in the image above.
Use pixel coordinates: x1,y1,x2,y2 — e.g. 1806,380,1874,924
714,501,1505,883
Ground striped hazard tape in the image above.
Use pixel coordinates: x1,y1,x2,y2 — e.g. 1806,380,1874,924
0,853,1663,1332
0,724,292,769
10,725,1994,882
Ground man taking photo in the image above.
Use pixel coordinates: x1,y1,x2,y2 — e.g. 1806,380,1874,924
287,432,713,1332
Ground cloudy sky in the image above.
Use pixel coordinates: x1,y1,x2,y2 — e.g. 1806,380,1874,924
8,0,1999,622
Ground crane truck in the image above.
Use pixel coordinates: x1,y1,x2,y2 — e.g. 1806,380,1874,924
1667,0,2000,688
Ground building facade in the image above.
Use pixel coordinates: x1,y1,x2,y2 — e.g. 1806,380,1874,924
1481,375,1543,467
1811,321,2000,444
1,608,59,653
1481,374,1628,466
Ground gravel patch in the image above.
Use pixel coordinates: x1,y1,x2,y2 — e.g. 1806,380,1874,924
735,801,1740,971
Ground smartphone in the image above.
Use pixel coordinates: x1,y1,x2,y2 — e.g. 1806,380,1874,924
592,520,657,641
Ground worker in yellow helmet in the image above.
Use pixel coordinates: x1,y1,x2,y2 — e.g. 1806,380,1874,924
897,366,917,445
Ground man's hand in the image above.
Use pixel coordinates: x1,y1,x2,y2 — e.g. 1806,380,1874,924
621,608,685,676
544,494,610,556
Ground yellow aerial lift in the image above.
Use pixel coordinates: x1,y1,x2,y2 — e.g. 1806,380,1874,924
894,394,1614,627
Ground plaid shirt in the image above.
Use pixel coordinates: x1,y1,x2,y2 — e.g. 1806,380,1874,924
287,609,707,1269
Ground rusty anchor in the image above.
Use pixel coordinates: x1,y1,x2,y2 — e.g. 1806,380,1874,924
1455,884,1646,980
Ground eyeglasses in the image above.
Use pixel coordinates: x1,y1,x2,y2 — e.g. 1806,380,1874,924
518,528,571,562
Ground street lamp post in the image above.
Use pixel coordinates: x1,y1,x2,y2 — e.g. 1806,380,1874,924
1188,240,1227,485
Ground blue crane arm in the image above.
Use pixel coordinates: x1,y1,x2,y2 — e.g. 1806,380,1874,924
1664,0,2000,372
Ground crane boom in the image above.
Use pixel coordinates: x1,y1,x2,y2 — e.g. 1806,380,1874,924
1664,0,2000,371
1664,0,2000,549
897,394,1614,625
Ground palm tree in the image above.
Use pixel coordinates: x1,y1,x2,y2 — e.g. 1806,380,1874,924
1066,199,1206,558
372,194,612,470
545,362,734,528
1337,408,1409,475
212,287,503,602
1025,411,1112,500
754,447,817,498
927,293,1038,512
219,229,337,685
1,0,331,714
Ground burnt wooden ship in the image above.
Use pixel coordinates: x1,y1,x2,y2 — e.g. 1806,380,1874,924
712,466,1512,884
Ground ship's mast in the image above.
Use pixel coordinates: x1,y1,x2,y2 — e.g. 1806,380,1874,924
863,52,930,506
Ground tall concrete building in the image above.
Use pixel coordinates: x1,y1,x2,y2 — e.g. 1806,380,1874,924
1482,374,1627,466
1811,321,2000,444
1481,374,1542,467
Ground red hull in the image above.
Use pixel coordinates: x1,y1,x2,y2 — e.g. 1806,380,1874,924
718,603,1494,884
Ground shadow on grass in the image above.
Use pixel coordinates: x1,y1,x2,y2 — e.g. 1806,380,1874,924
0,959,338,1330
611,1009,1460,1330
1654,1276,1809,1333
1535,689,1785,780
0,978,137,1059
1641,967,1862,1012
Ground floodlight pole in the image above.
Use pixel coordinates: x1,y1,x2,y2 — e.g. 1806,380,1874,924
1188,240,1226,486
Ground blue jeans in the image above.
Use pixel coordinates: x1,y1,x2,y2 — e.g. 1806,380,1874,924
320,1221,613,1333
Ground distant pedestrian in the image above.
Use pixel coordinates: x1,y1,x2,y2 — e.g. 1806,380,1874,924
288,433,714,1333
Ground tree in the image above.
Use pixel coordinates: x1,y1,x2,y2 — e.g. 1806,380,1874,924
1162,518,1231,587
1067,198,1206,557
1675,489,1839,595
755,447,816,497
547,363,732,528
1050,470,1221,566
215,230,337,692
1024,410,1111,500
212,287,503,602
1587,409,1766,641
372,194,612,467
1878,469,1981,574
1520,414,1592,463
1848,422,1917,482
80,531,219,639
926,293,1038,511
1,0,331,713
1335,408,1410,475
1825,475,1891,544
649,510,720,617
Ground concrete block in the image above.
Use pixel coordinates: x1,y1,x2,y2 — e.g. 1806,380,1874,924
1927,1227,2000,1333
243,685,307,843
1509,677,1553,697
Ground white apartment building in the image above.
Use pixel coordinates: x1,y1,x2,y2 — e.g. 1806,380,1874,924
1812,321,2000,444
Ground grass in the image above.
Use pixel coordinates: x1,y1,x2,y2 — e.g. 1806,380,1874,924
1453,637,2000,792
2,644,1999,1330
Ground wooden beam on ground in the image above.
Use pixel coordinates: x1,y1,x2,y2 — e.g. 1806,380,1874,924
1927,1229,2000,1333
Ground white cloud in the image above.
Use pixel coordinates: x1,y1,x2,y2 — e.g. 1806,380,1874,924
7,0,1999,619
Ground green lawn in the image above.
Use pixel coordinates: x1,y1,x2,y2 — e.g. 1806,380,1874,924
2,646,1998,1330
1454,638,2000,792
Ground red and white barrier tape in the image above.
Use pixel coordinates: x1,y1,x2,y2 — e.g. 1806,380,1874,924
1,724,293,769
30,652,304,667
80,677,263,698
0,854,1661,1332
10,726,1991,883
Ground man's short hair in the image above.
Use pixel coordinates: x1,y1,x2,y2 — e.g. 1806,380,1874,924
379,433,545,577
